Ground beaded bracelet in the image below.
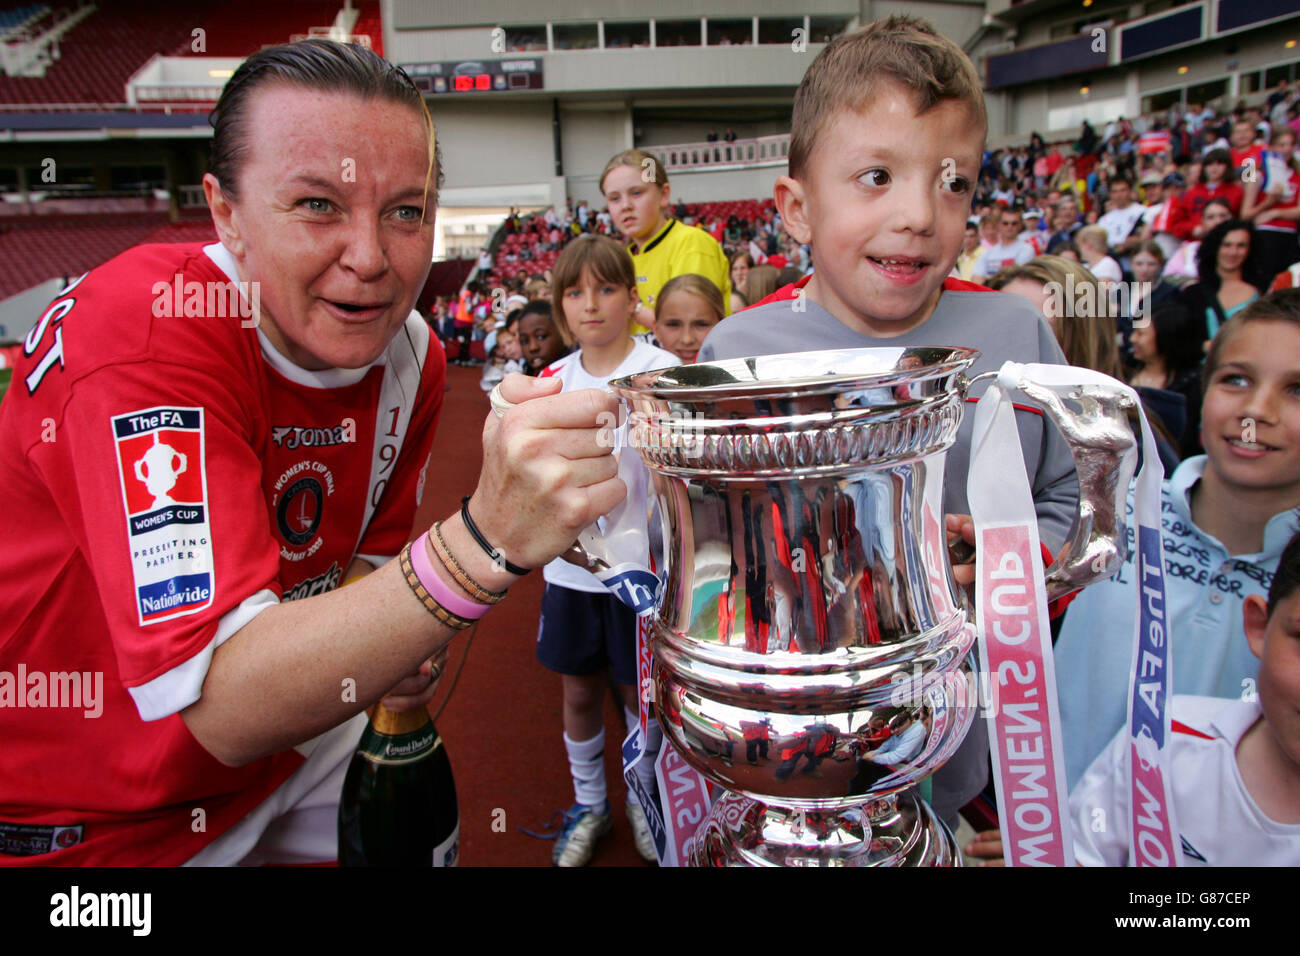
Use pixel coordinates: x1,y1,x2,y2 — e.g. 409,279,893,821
460,495,530,576
399,541,475,630
431,521,506,605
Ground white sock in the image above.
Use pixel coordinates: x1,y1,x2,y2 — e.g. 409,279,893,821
565,729,606,809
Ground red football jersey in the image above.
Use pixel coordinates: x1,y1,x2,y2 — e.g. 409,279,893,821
0,242,444,864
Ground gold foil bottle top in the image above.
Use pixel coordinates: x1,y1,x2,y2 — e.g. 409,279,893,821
370,703,431,736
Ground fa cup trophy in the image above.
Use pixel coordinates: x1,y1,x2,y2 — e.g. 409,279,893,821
594,346,1137,866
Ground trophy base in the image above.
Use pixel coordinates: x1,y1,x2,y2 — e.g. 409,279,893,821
687,790,962,867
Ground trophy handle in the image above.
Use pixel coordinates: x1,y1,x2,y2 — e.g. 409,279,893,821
1004,374,1139,601
560,528,613,573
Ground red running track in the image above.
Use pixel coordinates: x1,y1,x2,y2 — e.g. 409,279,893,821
414,362,650,867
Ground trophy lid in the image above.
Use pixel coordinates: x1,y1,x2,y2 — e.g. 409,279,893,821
610,347,980,402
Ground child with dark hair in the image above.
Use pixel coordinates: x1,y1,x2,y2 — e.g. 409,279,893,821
1183,148,1244,228
513,301,569,375
1128,302,1206,456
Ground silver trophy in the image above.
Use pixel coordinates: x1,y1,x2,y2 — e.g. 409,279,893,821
571,347,1137,866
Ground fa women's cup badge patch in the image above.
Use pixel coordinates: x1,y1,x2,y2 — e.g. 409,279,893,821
111,406,215,625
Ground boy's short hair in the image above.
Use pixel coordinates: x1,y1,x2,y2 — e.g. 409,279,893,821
1076,225,1108,252
1202,288,1300,392
1268,531,1300,612
787,15,986,181
549,234,637,345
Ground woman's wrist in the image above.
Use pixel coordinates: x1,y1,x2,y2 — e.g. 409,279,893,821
437,508,523,595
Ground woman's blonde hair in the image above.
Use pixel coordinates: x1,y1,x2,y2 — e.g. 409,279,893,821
987,255,1120,378
549,234,637,346
655,274,726,324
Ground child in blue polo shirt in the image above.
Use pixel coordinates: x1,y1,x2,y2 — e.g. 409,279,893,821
1053,289,1300,789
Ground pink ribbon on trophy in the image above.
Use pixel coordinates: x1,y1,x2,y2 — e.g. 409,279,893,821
968,362,1177,867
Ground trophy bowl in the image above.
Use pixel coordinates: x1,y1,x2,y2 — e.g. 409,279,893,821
608,346,1135,866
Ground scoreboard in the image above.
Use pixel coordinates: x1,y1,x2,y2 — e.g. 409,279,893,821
402,59,544,95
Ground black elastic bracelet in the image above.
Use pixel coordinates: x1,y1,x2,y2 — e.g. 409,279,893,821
460,495,530,576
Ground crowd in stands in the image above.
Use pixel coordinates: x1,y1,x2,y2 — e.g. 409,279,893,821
437,192,812,372
433,82,1300,478
442,84,1299,450
937,87,1299,465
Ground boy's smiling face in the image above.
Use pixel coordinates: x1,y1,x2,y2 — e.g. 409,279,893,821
777,82,982,337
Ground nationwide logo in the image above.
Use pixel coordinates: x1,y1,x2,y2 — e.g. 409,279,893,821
271,421,356,450
138,575,211,623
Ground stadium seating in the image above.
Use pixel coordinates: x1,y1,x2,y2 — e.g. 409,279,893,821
479,198,777,289
0,1,217,105
0,1,378,105
185,1,352,58
0,216,215,300
352,1,383,56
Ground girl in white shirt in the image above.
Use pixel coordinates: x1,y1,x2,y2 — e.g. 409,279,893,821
534,235,679,867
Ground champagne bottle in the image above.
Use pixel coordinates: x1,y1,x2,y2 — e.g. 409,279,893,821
338,704,459,866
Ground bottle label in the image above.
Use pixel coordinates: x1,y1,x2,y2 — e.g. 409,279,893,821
433,824,460,867
364,729,439,766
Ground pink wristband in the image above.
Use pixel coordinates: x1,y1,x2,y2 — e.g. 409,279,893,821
409,532,490,620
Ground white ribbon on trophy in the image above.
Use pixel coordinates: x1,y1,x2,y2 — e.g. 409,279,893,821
969,361,1179,867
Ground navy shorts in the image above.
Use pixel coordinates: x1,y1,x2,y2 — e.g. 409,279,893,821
537,583,637,685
